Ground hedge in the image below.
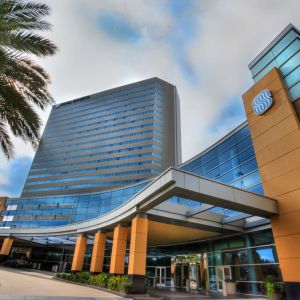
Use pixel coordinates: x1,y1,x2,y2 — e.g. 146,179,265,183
56,272,131,293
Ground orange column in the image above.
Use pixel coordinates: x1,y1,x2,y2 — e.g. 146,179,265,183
0,197,7,221
242,67,300,299
128,215,148,275
109,224,127,274
0,238,13,255
90,231,106,273
128,215,149,293
71,235,87,272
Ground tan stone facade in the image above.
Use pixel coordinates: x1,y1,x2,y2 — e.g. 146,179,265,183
242,67,300,287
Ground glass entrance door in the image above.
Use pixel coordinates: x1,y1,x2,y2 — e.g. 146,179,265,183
216,266,231,292
155,267,166,287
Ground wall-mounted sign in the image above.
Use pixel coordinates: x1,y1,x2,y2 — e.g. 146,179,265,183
252,89,273,115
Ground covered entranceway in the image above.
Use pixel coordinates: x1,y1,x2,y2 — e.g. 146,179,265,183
172,254,207,292
0,168,279,296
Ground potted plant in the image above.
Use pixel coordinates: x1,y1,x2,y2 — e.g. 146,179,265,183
225,279,237,295
264,275,281,300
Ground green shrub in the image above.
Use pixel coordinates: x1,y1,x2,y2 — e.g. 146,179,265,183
74,271,91,284
56,272,131,293
264,275,275,298
56,272,74,281
118,280,132,293
89,273,108,287
68,274,75,281
266,282,275,298
107,275,131,293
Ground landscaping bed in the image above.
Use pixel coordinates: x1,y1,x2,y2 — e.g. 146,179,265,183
55,272,131,295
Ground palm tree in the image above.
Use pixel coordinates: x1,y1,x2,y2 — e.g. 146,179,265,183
0,0,57,159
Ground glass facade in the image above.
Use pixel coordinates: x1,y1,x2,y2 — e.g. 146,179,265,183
1,121,263,229
0,181,149,228
249,25,300,102
181,122,263,195
146,229,281,295
21,77,181,198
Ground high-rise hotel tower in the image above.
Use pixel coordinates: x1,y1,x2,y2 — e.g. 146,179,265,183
21,78,181,197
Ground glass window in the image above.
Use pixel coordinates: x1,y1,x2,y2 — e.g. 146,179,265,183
234,126,250,142
275,39,300,66
204,167,220,179
289,81,300,101
231,170,261,189
238,147,255,164
219,157,240,175
240,159,258,175
219,168,241,184
254,247,276,264
280,51,300,76
284,65,300,88
202,158,219,173
247,184,264,195
254,61,278,82
216,135,236,154
219,145,238,162
250,50,275,77
201,149,217,164
272,29,299,56
191,165,203,175
182,157,202,171
236,136,252,152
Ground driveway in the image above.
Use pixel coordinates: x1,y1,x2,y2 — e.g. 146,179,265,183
0,267,128,300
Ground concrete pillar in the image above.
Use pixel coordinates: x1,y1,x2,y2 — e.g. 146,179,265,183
71,235,87,272
242,67,300,299
0,238,13,255
128,215,149,293
90,231,106,273
109,224,127,274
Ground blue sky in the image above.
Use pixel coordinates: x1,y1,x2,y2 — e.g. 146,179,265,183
0,0,300,197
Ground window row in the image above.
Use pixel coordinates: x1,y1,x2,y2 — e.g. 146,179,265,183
47,98,162,133
45,110,163,139
32,144,162,166
43,116,163,143
30,152,159,172
36,136,162,160
38,129,162,154
28,160,160,179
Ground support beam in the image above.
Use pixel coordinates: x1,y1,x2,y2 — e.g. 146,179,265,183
222,213,251,224
128,215,149,293
71,235,87,272
244,217,270,228
186,204,214,217
90,231,106,273
0,237,13,255
109,224,127,274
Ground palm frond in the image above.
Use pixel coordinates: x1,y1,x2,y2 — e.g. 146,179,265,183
0,31,57,56
1,1,50,19
0,120,14,159
0,0,57,159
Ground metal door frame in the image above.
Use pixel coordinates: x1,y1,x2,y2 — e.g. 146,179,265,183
155,266,167,287
216,265,231,292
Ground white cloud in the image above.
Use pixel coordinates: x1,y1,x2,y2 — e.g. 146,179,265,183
1,0,300,196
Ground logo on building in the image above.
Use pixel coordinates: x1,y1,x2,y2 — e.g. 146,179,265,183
252,90,273,115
